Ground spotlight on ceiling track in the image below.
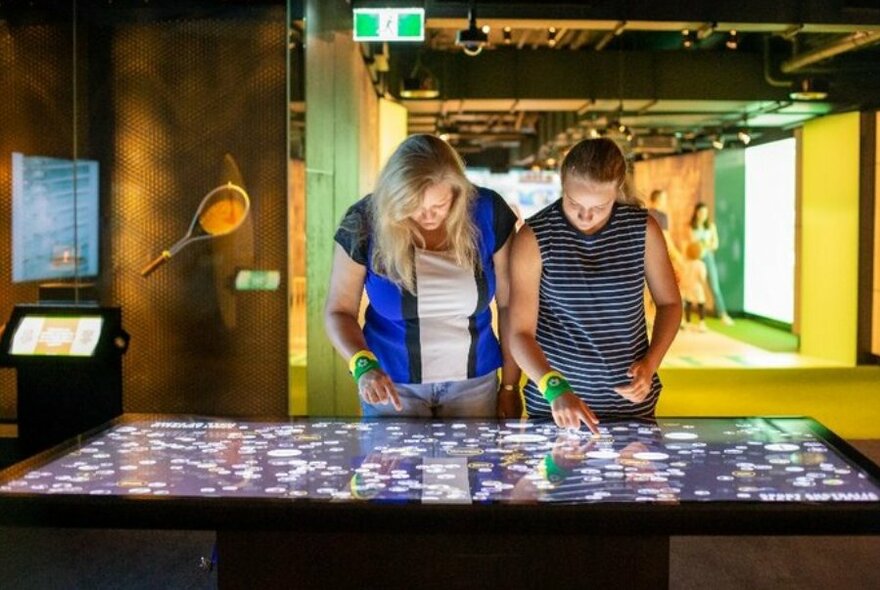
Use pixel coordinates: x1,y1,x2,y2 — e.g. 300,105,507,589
711,135,725,150
456,6,489,57
548,27,557,47
737,129,752,145
503,27,512,45
681,29,696,49
726,30,739,50
789,77,830,101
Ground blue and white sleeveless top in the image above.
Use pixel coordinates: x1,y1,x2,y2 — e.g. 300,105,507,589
523,200,661,418
334,187,517,385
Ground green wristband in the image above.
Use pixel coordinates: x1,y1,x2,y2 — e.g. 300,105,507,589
539,371,571,404
541,454,568,484
351,356,381,383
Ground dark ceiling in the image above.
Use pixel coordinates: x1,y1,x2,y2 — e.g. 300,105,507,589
351,0,880,166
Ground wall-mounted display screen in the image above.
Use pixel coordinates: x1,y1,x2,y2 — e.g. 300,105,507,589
11,153,99,283
9,315,104,357
744,138,796,324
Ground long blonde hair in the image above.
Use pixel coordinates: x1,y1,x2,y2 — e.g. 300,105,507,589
560,138,643,207
370,134,479,294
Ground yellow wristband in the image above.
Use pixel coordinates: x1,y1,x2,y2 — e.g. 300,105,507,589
348,350,377,374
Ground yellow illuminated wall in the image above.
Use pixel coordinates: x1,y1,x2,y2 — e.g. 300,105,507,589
873,111,880,356
378,99,408,169
799,112,860,365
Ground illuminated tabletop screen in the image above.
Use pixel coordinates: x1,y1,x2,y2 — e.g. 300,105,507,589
2,416,878,505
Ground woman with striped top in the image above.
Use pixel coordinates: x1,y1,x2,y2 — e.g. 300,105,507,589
509,138,681,432
325,134,521,418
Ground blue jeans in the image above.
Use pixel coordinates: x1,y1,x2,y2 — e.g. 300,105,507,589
361,372,498,418
702,251,728,317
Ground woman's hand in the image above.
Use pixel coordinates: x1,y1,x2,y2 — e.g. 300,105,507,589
550,391,599,434
496,385,523,419
358,369,402,411
613,357,656,404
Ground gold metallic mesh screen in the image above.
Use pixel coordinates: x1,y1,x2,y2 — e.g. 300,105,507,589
101,9,288,416
0,21,75,418
0,6,288,418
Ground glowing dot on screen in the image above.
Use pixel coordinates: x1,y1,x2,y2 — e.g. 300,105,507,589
586,451,620,460
267,449,303,458
764,443,800,452
501,434,548,443
664,432,698,440
632,452,670,461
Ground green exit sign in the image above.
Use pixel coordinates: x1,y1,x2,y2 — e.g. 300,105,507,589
353,8,425,42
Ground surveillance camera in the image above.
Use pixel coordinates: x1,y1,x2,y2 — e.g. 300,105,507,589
455,9,488,56
456,28,488,56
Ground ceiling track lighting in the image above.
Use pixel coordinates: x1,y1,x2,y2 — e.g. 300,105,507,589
502,27,512,45
726,30,739,50
681,29,696,49
548,27,557,48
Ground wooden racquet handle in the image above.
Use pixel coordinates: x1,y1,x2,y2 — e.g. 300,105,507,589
141,251,171,277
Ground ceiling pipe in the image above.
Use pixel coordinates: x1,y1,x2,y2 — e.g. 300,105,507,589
781,30,880,73
764,35,792,87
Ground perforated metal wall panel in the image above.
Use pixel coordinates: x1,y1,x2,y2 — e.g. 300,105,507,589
1,4,289,419
0,19,76,418
94,7,288,416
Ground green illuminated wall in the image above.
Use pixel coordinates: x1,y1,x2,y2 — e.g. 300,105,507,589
713,149,746,314
800,112,860,365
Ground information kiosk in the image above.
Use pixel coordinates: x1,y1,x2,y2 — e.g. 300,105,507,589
0,304,128,453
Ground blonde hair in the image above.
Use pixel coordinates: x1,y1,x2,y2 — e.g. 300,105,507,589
369,134,479,294
560,138,643,207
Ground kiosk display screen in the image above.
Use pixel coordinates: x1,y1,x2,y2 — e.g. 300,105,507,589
9,315,104,357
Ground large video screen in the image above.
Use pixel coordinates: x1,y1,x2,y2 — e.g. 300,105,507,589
11,153,99,283
743,138,796,324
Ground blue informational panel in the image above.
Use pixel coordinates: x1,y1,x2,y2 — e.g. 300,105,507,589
11,152,99,283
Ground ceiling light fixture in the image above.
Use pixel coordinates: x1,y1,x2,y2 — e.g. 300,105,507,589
789,77,830,100
681,29,696,49
726,30,739,50
737,129,752,145
456,4,489,57
400,54,439,99
711,135,725,150
548,27,557,48
503,27,512,45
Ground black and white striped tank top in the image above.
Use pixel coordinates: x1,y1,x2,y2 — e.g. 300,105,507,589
523,200,661,418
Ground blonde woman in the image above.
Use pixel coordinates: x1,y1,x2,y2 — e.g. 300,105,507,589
325,134,521,418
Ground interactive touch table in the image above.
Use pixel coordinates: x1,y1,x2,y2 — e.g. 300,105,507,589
1,415,878,589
